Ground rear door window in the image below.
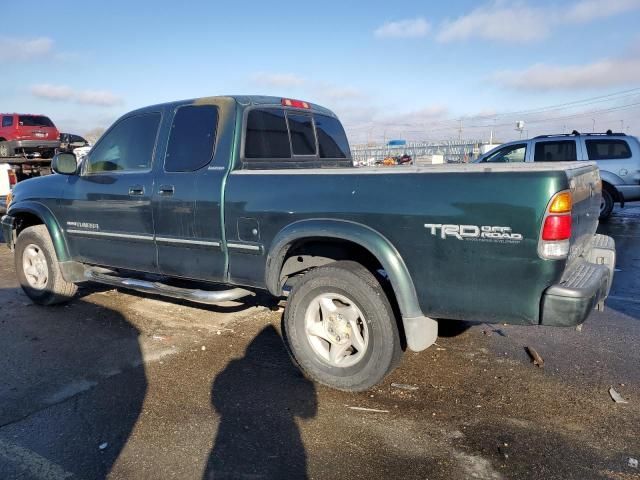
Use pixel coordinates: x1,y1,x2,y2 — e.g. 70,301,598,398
2,116,13,127
165,105,219,172
481,143,527,163
245,109,291,159
534,140,577,162
585,139,631,160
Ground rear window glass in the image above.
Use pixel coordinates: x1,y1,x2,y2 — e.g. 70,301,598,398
288,114,316,156
165,105,218,172
245,109,291,159
586,139,631,160
18,115,54,127
534,141,577,162
316,114,350,159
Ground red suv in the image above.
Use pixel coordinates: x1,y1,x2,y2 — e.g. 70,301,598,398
0,113,60,158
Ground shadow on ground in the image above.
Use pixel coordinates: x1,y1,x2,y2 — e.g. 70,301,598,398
0,287,147,479
203,325,317,479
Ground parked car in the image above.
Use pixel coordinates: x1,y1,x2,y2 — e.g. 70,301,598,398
476,131,640,220
2,96,615,391
0,114,60,159
0,163,16,214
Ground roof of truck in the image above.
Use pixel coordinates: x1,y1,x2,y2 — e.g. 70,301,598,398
126,95,337,118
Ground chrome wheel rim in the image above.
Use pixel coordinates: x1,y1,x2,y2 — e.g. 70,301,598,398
304,292,369,368
22,244,48,290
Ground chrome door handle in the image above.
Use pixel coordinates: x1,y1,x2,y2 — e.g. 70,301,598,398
158,185,175,196
129,185,144,196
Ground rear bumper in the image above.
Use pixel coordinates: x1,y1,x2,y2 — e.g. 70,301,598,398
1,214,14,248
616,184,640,202
3,139,60,154
540,234,615,327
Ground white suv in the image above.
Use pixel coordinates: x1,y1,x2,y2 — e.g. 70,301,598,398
477,132,640,220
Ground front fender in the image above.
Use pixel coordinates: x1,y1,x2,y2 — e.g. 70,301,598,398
265,219,437,351
7,201,71,262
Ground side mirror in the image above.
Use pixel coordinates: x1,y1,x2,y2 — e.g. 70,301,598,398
51,153,78,175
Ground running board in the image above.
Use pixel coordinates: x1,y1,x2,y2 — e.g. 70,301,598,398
85,270,255,305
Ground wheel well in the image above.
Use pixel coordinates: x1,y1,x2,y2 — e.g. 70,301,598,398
602,181,621,204
13,212,44,237
278,238,406,345
280,238,384,285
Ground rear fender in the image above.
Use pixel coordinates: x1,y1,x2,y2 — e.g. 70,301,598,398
266,219,438,351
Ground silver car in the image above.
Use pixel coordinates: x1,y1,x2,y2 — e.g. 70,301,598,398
477,132,640,220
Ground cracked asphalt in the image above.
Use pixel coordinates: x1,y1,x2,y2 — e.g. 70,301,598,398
0,206,639,479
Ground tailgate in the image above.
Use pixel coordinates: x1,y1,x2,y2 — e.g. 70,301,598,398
567,163,601,264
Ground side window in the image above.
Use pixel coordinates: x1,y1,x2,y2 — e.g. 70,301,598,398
85,113,160,174
534,141,577,162
482,144,527,163
287,113,316,156
2,116,13,127
245,109,291,159
315,114,350,159
585,139,631,160
165,105,218,172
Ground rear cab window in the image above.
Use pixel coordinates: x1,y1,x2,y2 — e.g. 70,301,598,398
242,107,351,169
534,140,577,162
585,139,631,160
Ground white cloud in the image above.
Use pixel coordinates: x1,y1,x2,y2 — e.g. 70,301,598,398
565,0,640,23
493,57,640,90
437,0,640,43
437,3,548,43
251,72,306,88
0,37,54,61
30,84,123,107
318,87,364,101
374,18,430,39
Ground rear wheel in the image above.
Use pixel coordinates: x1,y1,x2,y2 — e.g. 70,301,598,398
15,225,77,305
283,261,402,392
599,187,615,221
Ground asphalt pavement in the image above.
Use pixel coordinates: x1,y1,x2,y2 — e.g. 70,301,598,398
0,206,639,479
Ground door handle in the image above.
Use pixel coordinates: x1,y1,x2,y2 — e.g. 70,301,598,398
158,185,175,196
129,185,144,196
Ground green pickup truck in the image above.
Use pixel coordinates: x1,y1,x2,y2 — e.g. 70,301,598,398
1,96,616,391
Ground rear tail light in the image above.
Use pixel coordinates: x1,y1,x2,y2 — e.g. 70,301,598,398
8,169,17,187
539,190,572,259
281,98,310,109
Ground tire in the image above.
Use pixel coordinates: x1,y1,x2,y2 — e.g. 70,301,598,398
283,260,402,392
0,142,11,157
599,187,615,221
15,225,77,305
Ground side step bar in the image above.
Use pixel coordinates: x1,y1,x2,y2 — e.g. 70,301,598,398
85,270,255,305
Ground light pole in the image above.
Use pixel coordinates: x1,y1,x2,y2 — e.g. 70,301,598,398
592,119,595,132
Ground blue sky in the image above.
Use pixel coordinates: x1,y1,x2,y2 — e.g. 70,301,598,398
1,0,639,143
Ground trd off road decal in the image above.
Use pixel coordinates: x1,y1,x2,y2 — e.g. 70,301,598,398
424,224,523,244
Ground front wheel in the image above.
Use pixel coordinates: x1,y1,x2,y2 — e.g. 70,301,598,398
283,261,402,392
15,225,78,305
